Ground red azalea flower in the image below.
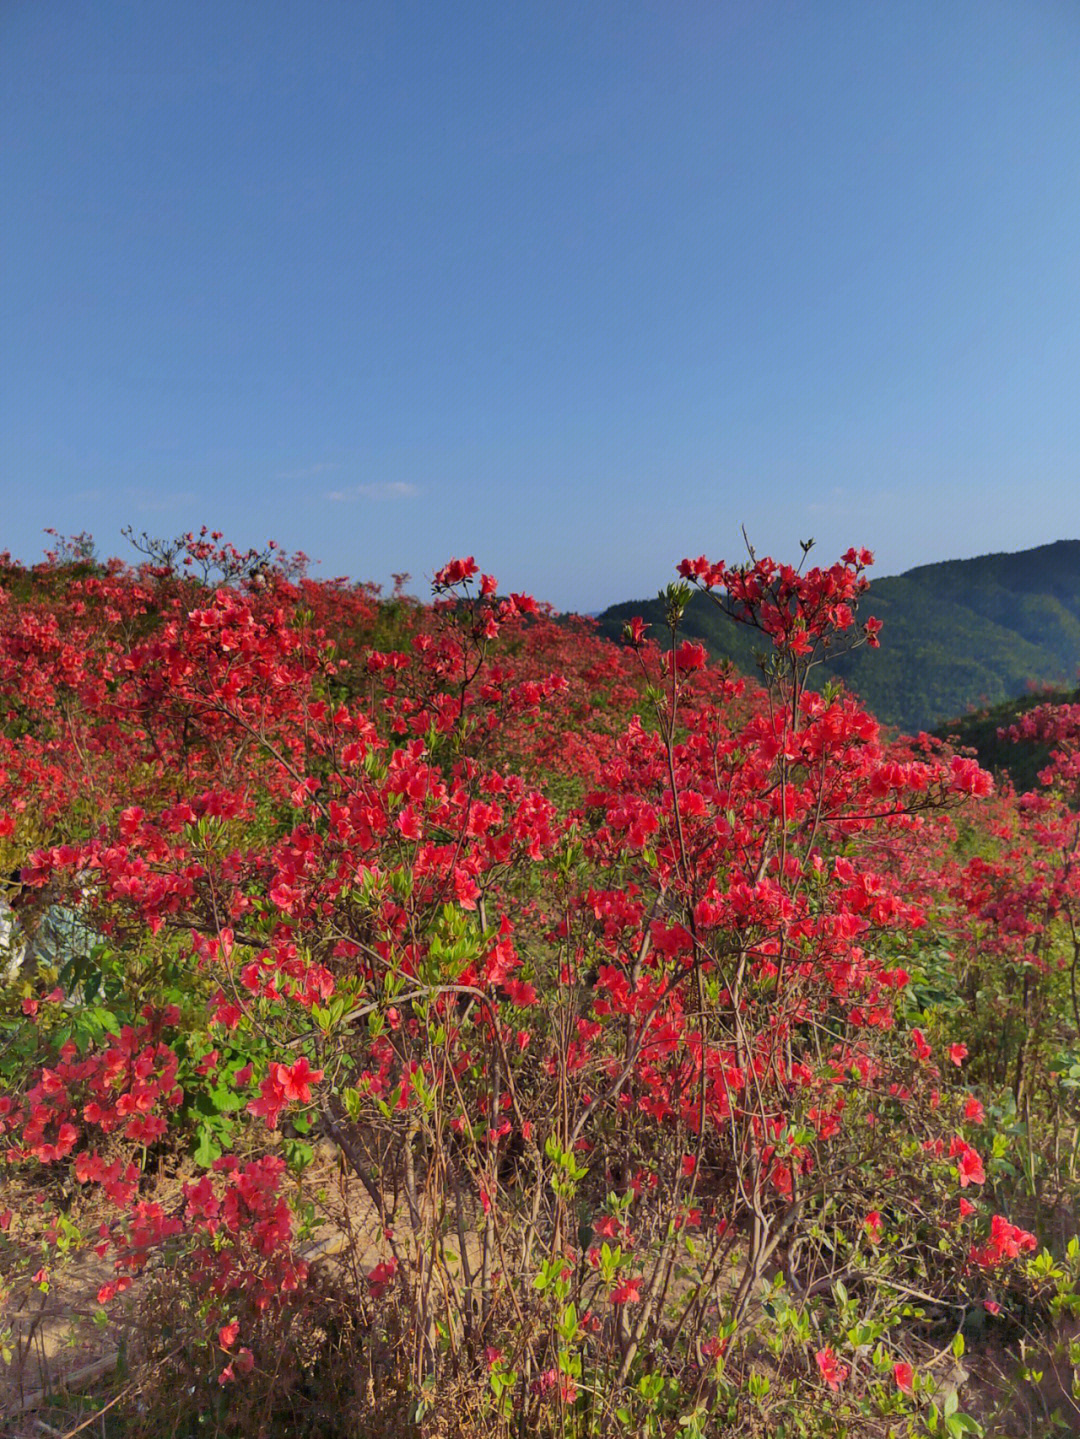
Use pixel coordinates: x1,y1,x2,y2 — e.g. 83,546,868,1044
815,1347,849,1391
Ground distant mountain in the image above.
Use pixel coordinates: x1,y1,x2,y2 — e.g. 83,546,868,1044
593,540,1080,735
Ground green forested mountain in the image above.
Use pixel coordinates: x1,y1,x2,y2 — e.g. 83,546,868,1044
594,540,1080,735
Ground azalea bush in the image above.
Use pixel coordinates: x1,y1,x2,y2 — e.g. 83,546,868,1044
0,529,1074,1437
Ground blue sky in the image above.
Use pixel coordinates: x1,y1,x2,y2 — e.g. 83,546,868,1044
3,1,1080,610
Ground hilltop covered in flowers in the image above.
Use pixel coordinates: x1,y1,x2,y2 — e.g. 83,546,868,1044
1,529,1077,1438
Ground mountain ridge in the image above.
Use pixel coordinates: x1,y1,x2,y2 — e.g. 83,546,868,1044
592,539,1080,735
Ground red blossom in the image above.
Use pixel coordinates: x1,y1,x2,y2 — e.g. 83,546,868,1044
815,1347,849,1391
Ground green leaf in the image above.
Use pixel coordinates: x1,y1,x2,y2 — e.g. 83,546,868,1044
193,1126,222,1168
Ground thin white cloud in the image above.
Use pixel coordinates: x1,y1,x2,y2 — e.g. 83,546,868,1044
275,462,340,481
325,482,418,502
126,487,200,514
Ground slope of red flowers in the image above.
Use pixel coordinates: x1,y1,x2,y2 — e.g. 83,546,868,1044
0,530,1054,1433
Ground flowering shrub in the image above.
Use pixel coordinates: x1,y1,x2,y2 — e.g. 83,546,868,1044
0,529,1074,1436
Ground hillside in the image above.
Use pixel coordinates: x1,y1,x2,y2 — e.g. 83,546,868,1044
8,534,1080,1436
594,539,1080,734
933,684,1080,793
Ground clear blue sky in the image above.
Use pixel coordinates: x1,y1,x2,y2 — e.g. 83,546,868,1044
3,1,1080,610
